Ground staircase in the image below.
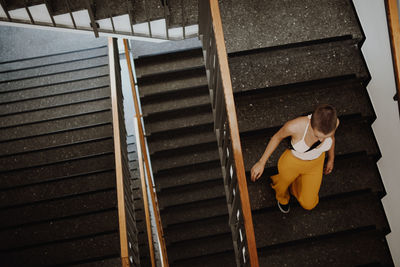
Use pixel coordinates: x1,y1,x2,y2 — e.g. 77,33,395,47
134,47,236,266
0,0,199,39
0,32,140,266
212,0,393,265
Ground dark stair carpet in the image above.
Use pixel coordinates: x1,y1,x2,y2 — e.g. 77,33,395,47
200,0,394,265
0,37,137,266
135,47,235,265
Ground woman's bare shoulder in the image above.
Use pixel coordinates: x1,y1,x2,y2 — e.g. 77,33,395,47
285,116,308,133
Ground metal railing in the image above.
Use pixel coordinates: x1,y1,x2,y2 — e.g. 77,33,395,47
0,0,197,40
199,1,259,266
386,0,400,115
108,37,140,267
123,39,169,267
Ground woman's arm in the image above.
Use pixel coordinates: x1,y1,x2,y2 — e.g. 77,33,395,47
250,120,297,181
324,119,339,175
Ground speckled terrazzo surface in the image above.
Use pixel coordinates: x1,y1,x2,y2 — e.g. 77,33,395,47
219,0,363,53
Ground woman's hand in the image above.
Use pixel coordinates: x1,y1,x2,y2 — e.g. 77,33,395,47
324,160,334,175
251,161,265,181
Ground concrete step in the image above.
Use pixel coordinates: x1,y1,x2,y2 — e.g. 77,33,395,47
0,98,111,129
0,170,115,209
0,123,113,157
258,228,393,266
154,159,221,190
150,141,219,172
219,0,363,53
161,197,228,226
236,79,374,133
0,138,114,172
0,46,108,72
0,86,110,116
0,189,117,229
158,179,225,208
137,67,207,97
143,104,213,134
165,215,230,244
69,257,123,267
0,209,118,251
0,76,110,104
0,55,108,82
167,233,234,263
252,191,389,249
0,232,120,266
0,65,109,93
132,0,165,24
241,115,380,171
147,123,215,154
249,152,385,211
228,39,369,93
172,251,236,267
141,85,210,115
0,110,112,142
0,153,115,190
168,0,199,28
135,48,203,77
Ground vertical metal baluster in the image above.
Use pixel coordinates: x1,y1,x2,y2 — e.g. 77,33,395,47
65,0,77,29
0,0,11,21
24,0,34,24
86,0,99,37
44,0,56,26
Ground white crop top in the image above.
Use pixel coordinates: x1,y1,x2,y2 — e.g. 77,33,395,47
290,115,332,160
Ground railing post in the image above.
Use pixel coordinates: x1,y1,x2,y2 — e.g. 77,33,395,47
386,0,400,116
200,0,260,266
123,39,169,267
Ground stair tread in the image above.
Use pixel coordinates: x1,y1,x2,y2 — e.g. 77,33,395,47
151,141,220,172
161,197,228,225
141,86,210,115
132,0,165,24
0,56,108,82
236,79,374,133
258,229,393,266
0,110,112,142
0,232,120,267
143,105,214,134
154,159,221,189
252,191,388,249
137,67,207,97
168,0,199,28
135,48,203,77
0,190,117,229
242,116,380,171
229,39,368,93
249,152,385,211
219,0,362,53
0,86,110,116
0,65,109,93
172,250,236,267
0,46,108,73
0,209,118,251
167,233,234,262
0,76,110,104
0,170,116,209
148,123,216,154
165,215,230,244
158,179,225,208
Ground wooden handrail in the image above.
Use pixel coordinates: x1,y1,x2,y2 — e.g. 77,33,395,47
123,39,169,267
386,0,400,114
209,0,260,266
108,37,130,267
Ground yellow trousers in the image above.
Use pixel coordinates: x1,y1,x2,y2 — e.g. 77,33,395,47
271,149,325,210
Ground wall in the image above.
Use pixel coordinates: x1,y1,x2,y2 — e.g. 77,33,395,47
352,0,400,265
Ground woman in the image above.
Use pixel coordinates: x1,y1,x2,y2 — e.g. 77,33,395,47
250,104,339,213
